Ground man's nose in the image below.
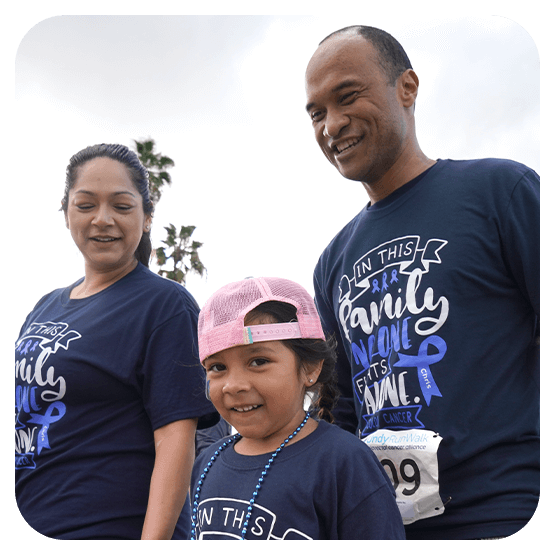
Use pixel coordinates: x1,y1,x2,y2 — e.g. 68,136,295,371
324,109,350,138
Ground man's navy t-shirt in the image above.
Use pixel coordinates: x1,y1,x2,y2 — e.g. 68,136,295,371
314,159,540,539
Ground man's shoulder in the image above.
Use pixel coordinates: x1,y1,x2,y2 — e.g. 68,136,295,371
440,157,536,179
317,205,369,264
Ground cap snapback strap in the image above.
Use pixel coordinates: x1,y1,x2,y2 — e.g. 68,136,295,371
243,322,302,344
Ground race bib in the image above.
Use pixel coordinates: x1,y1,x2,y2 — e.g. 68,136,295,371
363,429,444,524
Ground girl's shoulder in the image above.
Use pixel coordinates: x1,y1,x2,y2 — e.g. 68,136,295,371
314,420,372,452
194,421,379,473
298,420,382,467
299,421,393,497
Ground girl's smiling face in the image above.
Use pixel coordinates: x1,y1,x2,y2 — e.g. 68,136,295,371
204,337,320,455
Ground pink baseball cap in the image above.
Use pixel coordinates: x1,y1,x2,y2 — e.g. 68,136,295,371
198,277,325,363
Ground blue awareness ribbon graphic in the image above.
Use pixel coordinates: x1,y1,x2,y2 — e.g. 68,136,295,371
27,401,66,454
393,335,446,406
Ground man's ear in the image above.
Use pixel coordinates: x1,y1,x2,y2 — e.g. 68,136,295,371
398,69,419,108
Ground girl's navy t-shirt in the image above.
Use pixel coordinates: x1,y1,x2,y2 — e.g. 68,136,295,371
191,419,405,540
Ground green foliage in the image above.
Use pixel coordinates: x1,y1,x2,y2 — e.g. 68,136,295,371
155,224,206,284
133,139,206,285
133,139,174,207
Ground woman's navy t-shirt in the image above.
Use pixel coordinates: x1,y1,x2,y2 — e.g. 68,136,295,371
15,263,218,539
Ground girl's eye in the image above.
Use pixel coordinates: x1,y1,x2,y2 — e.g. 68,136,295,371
250,358,269,368
207,363,226,373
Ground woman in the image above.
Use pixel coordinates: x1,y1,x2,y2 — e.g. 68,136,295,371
15,143,218,539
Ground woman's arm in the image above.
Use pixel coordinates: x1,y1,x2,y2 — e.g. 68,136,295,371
141,418,198,540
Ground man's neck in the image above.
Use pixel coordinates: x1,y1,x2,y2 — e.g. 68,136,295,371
362,153,436,205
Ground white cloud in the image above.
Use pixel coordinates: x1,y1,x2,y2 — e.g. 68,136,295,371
8,14,541,320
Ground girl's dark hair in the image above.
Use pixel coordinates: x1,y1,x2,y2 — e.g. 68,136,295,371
244,301,339,423
61,143,154,267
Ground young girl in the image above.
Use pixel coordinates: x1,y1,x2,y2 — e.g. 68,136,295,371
190,277,405,540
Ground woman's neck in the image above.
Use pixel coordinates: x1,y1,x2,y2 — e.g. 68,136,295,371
70,258,138,299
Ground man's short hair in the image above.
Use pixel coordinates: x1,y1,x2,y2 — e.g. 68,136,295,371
320,25,413,85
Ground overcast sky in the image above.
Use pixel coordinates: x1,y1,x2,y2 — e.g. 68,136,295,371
10,12,542,328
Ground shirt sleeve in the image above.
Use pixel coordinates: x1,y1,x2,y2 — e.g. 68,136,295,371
338,483,406,540
139,307,219,431
500,168,540,317
314,262,358,434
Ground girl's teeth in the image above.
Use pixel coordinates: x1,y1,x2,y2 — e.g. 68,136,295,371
234,405,258,412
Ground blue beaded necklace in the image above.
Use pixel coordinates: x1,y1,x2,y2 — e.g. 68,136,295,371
190,411,310,540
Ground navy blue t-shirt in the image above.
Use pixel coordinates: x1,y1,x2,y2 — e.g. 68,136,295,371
314,158,540,539
15,263,219,539
190,419,405,540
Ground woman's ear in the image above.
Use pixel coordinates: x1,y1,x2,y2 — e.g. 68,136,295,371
143,214,153,233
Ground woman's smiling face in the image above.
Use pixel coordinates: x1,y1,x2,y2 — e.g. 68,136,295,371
65,157,151,274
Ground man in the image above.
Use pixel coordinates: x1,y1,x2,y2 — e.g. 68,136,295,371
306,25,539,540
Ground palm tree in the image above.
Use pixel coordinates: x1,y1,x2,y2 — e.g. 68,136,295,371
133,139,206,285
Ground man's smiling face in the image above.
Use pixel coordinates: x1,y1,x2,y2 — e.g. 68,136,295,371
305,34,410,187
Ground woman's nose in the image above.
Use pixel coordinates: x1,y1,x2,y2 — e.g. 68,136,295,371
92,205,115,226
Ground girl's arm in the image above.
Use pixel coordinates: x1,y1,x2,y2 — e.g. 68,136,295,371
141,418,198,540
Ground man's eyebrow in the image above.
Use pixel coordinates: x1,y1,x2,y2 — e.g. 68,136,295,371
332,79,361,92
305,79,361,113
